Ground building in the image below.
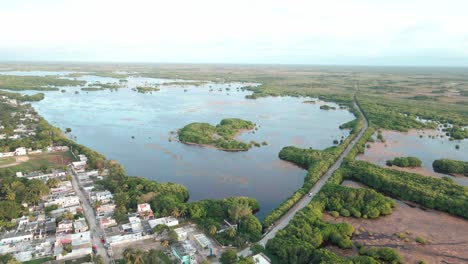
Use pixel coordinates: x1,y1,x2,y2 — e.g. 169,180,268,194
137,203,154,219
73,218,88,233
56,220,73,234
100,217,117,228
45,195,80,208
15,147,27,156
72,161,86,172
95,190,113,204
174,227,188,241
96,203,116,217
253,253,272,264
122,216,142,234
148,217,178,229
171,241,196,264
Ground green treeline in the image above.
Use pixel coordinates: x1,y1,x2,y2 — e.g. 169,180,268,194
442,126,468,140
99,163,262,245
0,75,85,91
0,176,49,229
432,159,468,175
320,104,336,110
178,118,256,151
265,197,401,264
345,160,468,219
263,110,364,228
386,157,422,168
135,86,160,93
320,184,395,219
0,90,45,101
359,94,467,132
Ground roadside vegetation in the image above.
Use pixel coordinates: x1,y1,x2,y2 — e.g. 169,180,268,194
262,104,365,228
178,118,256,151
344,160,468,219
386,156,422,168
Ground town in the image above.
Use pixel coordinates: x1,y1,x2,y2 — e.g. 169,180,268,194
0,96,270,264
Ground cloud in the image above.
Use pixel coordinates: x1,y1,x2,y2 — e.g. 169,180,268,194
1,0,467,65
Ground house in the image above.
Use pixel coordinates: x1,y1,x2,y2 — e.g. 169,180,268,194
99,217,117,228
15,147,27,156
45,218,56,235
50,181,73,194
137,203,154,219
171,241,196,264
253,253,272,264
73,218,88,233
122,216,142,234
96,203,116,217
72,161,86,172
45,195,80,208
95,190,113,204
174,227,188,241
148,217,178,229
56,220,73,234
78,154,88,162
0,231,33,245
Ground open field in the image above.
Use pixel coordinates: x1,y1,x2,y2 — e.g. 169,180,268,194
1,151,74,173
323,180,468,264
0,156,15,167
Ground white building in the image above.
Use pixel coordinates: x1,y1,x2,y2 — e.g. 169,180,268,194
95,191,113,204
253,253,272,264
45,195,80,208
15,147,27,156
148,217,179,229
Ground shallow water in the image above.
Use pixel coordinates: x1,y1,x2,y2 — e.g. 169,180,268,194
357,130,468,186
5,72,355,218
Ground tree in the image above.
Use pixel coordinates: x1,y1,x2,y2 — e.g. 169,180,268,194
171,208,180,218
220,249,238,264
47,178,61,188
94,255,104,264
123,247,135,263
228,202,251,223
161,240,169,248
227,228,236,238
133,249,145,264
208,225,217,235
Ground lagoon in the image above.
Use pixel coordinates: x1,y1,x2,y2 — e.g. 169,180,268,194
8,73,355,218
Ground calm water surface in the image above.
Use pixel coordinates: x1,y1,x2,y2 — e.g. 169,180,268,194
6,73,355,218
358,130,468,186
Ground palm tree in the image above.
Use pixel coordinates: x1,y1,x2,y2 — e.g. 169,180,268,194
161,240,169,248
227,227,236,238
208,225,217,235
123,247,135,263
171,208,180,218
179,206,187,218
133,249,145,264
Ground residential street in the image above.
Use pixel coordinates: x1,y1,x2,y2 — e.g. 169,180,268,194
69,167,111,263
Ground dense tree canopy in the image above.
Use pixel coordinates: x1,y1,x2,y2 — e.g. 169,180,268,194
178,118,256,151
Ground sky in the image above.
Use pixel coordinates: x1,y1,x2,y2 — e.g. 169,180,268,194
1,0,468,66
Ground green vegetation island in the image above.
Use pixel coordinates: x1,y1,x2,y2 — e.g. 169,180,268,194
386,156,422,167
178,118,258,151
432,159,468,175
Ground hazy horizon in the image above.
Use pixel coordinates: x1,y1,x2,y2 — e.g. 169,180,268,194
2,0,468,67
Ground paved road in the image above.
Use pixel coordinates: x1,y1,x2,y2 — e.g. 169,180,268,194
239,97,368,257
69,168,112,263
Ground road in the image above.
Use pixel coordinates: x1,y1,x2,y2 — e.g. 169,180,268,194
69,167,112,263
239,96,368,257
